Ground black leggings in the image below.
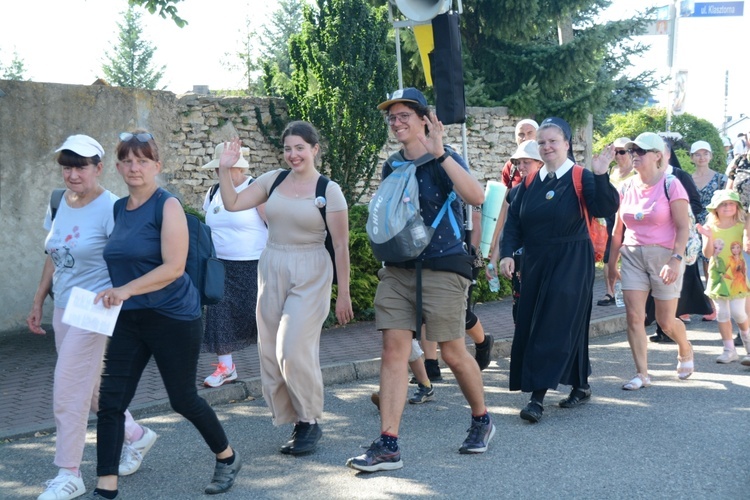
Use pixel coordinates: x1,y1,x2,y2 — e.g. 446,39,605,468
96,309,229,476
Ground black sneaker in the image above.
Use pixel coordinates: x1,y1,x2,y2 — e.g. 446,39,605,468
459,415,495,454
474,334,494,371
408,383,435,404
346,439,403,472
205,450,242,495
735,332,743,347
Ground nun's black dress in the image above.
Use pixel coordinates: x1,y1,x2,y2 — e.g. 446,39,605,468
501,166,619,392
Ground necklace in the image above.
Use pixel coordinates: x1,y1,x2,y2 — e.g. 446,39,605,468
290,173,316,198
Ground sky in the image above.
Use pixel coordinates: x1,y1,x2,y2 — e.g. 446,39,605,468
0,0,748,128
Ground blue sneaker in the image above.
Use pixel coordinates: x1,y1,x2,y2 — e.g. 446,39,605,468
459,415,495,454
346,438,403,472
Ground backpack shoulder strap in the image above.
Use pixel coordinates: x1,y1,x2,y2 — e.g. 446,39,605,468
49,188,66,221
268,169,290,197
664,174,674,201
154,189,172,228
315,175,330,223
572,164,585,218
208,183,220,203
523,169,539,188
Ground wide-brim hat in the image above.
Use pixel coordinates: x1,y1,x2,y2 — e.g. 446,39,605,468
55,134,105,158
510,140,542,162
377,87,428,110
625,132,665,153
201,143,250,169
706,189,742,211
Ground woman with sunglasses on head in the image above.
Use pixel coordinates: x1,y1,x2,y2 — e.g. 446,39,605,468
607,132,695,390
499,117,619,423
217,121,353,457
92,130,240,498
29,135,156,500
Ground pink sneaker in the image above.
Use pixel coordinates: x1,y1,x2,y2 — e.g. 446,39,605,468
204,362,238,388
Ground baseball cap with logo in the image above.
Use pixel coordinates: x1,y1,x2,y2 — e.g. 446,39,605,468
377,87,428,110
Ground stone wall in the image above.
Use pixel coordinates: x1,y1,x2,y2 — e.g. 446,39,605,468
0,79,585,334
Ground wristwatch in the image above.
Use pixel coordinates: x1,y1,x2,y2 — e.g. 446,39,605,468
436,151,451,164
671,253,683,262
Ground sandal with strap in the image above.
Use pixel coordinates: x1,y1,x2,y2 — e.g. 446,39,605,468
677,343,695,380
622,373,651,391
597,294,615,306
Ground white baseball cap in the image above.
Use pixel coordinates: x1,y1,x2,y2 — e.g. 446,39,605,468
55,135,105,158
690,140,712,154
510,140,542,162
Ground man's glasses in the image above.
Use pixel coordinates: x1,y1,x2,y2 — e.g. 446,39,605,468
628,147,658,157
119,132,154,142
384,112,414,125
615,150,628,156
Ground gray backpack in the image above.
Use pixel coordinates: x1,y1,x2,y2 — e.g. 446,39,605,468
367,151,457,262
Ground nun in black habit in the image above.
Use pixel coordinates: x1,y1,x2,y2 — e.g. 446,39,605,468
499,117,620,423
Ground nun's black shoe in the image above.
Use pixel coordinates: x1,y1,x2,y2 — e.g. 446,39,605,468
558,388,591,408
519,401,543,423
280,422,322,455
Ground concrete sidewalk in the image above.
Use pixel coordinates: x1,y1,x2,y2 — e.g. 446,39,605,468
0,277,625,441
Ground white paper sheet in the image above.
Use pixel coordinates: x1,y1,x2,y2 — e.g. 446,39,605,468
61,286,122,336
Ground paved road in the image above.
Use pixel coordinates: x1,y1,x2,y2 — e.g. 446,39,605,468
2,320,748,499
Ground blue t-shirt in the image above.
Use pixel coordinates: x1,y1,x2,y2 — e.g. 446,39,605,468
382,150,468,259
104,189,200,320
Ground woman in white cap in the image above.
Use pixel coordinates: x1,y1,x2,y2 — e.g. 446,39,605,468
200,143,268,388
488,140,543,322
607,132,695,390
28,135,156,500
690,140,727,319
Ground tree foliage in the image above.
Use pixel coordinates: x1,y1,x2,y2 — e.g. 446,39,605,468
222,15,262,95
595,107,725,173
266,0,397,205
102,6,165,89
0,48,28,80
369,0,659,129
259,0,306,95
129,0,187,27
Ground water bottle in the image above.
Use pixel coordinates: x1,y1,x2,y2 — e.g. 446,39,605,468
614,282,624,307
487,263,500,293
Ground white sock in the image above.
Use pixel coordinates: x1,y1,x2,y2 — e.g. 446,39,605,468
218,354,233,369
723,339,736,351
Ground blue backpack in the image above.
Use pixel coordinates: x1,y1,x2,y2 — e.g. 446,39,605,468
114,189,225,306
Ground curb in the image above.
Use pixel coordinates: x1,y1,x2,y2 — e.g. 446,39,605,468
2,314,625,442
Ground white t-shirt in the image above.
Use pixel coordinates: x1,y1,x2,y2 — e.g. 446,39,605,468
44,190,119,308
203,177,269,260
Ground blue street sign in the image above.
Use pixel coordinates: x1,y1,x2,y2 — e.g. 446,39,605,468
687,2,744,17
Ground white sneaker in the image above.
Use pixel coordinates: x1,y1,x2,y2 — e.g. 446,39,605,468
118,443,143,476
204,362,238,388
716,348,739,364
119,425,158,476
38,469,85,500
741,354,750,366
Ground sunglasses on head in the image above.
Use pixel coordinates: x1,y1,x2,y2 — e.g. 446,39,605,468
615,150,628,155
119,132,154,143
628,147,658,157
